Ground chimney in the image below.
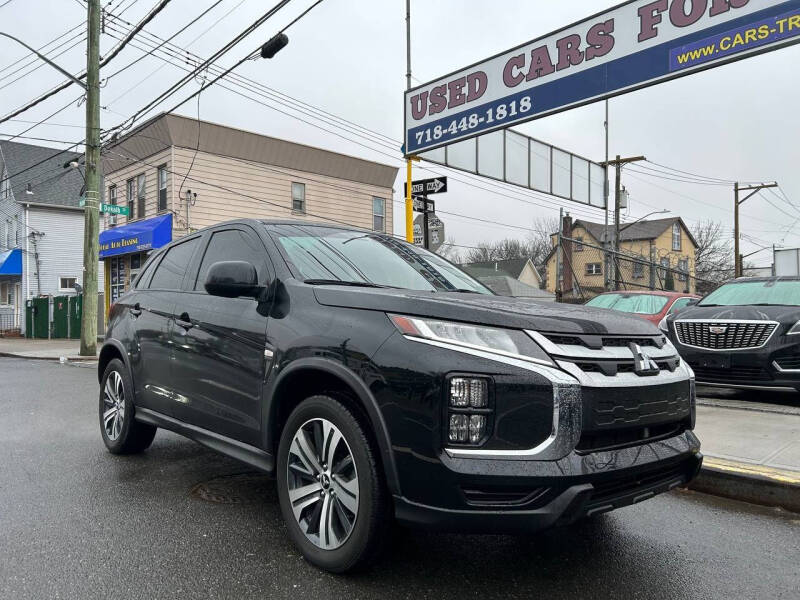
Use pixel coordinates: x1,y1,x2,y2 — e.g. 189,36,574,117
562,214,573,294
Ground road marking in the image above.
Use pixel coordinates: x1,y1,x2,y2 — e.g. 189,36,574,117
703,456,800,485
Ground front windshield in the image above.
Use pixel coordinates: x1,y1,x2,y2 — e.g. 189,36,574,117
269,224,492,294
699,279,800,306
586,293,669,315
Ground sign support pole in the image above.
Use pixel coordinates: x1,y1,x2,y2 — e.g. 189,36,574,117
405,0,414,242
422,195,430,250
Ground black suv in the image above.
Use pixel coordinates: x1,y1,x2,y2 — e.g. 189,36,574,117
98,220,701,572
664,276,800,392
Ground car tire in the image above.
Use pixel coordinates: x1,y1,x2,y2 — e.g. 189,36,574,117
99,358,157,454
276,394,390,573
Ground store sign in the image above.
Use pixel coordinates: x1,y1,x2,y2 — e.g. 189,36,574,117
404,0,800,155
99,214,172,258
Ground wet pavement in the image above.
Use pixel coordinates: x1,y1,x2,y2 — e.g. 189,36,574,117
1,358,798,600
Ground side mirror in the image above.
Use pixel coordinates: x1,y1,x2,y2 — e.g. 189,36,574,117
205,261,260,298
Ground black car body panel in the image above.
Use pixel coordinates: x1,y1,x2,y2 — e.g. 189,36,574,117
665,282,800,390
100,219,701,532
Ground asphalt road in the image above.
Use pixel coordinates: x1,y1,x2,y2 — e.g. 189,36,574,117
1,358,798,600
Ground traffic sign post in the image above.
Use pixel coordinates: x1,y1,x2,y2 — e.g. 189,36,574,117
405,176,448,197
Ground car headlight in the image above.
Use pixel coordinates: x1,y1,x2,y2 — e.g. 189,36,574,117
389,314,553,366
788,320,800,335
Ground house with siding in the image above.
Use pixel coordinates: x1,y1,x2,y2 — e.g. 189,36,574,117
543,215,698,298
0,140,103,335
99,113,398,311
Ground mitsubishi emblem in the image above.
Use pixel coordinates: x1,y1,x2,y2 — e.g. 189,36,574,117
629,343,660,376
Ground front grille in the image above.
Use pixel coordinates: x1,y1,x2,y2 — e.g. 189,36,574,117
576,422,686,453
573,358,679,376
689,363,772,382
542,333,662,349
675,320,777,350
602,337,660,348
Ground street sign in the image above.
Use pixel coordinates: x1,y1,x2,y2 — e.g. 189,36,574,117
404,0,800,155
405,176,448,196
78,196,130,216
413,213,446,252
412,197,435,213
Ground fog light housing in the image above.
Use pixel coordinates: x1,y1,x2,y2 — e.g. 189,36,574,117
446,376,492,446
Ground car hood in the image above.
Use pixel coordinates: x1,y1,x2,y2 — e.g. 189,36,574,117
669,303,800,326
312,286,660,335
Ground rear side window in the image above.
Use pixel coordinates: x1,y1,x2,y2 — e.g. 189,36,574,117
148,237,200,290
194,229,266,291
134,254,159,289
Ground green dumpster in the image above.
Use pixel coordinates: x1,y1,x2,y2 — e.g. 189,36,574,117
26,297,49,339
68,295,82,339
52,296,69,338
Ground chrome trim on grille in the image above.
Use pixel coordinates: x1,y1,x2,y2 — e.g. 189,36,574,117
773,360,800,374
527,330,677,361
674,319,779,351
445,380,582,461
557,360,693,388
406,336,582,460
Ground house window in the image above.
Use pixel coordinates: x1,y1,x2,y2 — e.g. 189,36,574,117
291,182,305,213
574,236,584,251
158,166,167,212
108,185,118,227
13,215,19,246
126,178,135,218
373,197,385,232
59,276,77,291
1,172,9,200
137,173,146,218
586,263,602,276
633,261,645,279
672,222,681,251
5,219,10,249
678,258,689,282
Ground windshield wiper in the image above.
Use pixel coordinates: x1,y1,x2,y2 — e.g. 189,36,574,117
304,279,397,289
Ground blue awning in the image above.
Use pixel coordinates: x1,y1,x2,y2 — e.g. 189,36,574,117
0,248,22,276
99,214,172,258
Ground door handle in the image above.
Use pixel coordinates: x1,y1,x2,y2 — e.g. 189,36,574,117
130,303,142,317
176,312,194,330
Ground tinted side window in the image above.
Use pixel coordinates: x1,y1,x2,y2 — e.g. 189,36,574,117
134,253,160,289
194,229,266,291
669,297,692,313
149,237,200,290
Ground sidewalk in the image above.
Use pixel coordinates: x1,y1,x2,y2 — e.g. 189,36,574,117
690,402,800,512
0,338,97,361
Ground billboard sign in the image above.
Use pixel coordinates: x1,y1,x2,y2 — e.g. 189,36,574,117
404,0,800,155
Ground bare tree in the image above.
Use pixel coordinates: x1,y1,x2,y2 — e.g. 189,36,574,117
460,217,560,266
691,220,734,293
526,216,561,269
436,237,461,263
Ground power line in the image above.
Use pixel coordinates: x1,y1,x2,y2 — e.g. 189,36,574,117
103,0,296,137
103,0,250,107
0,94,84,144
0,0,175,127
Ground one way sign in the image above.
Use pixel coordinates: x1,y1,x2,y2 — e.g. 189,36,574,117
405,176,447,197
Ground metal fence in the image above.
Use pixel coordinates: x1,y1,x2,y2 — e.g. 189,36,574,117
553,236,718,303
0,311,21,337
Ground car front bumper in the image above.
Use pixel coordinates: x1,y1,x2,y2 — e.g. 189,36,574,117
676,345,800,391
393,431,702,533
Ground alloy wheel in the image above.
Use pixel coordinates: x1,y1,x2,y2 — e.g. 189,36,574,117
286,418,359,550
102,371,125,441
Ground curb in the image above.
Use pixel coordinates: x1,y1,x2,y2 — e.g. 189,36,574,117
0,352,98,362
689,457,800,513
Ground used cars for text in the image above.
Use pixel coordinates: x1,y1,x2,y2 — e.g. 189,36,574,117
98,220,701,572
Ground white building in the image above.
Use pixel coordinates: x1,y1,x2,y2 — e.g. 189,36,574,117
0,140,103,336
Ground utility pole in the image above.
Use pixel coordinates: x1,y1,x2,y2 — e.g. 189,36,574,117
599,154,646,290
80,0,101,356
404,0,415,243
734,181,778,278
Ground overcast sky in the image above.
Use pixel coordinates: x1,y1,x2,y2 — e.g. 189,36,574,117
2,0,799,266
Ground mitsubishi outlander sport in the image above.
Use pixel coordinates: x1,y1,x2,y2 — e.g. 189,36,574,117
98,220,702,572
